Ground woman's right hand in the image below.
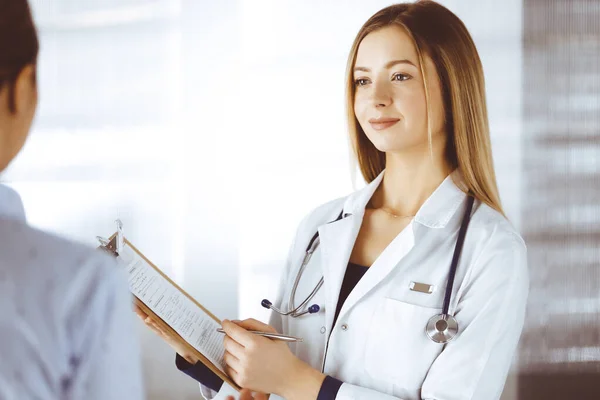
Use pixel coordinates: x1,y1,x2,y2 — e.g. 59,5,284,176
135,307,268,399
134,304,200,365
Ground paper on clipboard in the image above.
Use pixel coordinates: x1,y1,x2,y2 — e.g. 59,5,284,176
119,243,226,372
97,230,239,391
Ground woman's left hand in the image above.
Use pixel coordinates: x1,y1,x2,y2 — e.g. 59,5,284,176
221,318,318,397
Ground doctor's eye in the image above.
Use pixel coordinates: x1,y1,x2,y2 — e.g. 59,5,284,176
392,73,411,82
354,78,371,87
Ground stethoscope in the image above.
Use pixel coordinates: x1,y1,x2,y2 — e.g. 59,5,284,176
262,195,475,344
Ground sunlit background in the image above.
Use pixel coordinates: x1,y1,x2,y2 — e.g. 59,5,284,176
1,0,598,399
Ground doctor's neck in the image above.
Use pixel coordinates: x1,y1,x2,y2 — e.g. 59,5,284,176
369,137,452,217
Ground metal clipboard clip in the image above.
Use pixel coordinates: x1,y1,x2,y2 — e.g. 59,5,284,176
97,219,125,257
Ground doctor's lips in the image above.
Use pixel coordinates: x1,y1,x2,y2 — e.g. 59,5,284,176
369,117,400,130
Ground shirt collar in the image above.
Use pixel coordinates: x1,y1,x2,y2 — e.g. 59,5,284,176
342,169,467,229
0,184,26,222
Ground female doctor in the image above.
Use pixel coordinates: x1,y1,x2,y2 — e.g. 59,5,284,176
138,1,529,399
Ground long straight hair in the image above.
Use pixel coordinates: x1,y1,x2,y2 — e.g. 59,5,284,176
345,0,504,215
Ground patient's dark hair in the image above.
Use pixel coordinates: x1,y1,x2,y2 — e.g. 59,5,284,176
0,0,39,112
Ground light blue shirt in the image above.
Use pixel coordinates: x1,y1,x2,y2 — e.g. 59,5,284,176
0,184,144,400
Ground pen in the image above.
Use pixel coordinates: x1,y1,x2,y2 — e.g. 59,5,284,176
216,328,303,342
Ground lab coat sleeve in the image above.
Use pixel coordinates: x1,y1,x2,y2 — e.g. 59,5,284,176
198,382,239,400
420,231,528,400
331,230,529,400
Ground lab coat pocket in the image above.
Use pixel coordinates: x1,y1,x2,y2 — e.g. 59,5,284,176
364,297,444,388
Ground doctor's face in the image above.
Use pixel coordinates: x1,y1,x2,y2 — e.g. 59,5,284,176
353,25,446,154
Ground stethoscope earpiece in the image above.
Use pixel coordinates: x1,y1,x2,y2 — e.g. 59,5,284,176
308,304,320,314
262,298,321,316
426,314,458,344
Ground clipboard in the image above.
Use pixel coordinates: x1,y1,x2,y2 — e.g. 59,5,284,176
97,220,240,392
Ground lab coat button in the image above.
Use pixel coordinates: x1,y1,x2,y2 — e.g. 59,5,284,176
320,326,326,334
341,324,348,331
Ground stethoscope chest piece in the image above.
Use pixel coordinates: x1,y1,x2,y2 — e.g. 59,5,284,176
426,314,458,344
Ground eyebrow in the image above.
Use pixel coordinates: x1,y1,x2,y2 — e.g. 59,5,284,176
354,59,417,72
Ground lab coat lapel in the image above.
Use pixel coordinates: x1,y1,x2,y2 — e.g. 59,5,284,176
336,223,415,324
334,169,466,323
318,212,364,334
317,170,386,333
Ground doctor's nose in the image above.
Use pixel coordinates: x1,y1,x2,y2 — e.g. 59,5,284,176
370,82,393,108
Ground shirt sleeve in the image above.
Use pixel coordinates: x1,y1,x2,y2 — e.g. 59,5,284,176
317,376,344,400
325,230,529,400
64,254,144,400
175,353,224,392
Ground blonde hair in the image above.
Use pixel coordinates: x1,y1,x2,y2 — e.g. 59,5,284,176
345,0,504,215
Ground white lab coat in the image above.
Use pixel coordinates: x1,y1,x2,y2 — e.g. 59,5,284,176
209,170,529,400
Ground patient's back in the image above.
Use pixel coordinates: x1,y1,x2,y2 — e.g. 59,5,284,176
0,185,144,400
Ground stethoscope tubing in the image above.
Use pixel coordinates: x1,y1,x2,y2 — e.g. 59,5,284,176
263,195,475,343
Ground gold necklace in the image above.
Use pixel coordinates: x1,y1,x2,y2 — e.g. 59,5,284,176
378,207,416,219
